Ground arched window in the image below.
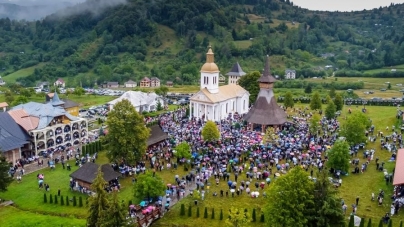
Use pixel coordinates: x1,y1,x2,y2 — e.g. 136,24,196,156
243,100,246,110
226,103,228,113
232,101,235,111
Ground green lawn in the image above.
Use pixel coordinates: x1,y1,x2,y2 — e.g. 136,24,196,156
2,63,45,84
0,206,86,227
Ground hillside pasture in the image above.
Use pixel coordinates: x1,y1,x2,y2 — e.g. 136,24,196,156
2,63,45,84
270,19,300,29
307,77,404,90
234,40,253,49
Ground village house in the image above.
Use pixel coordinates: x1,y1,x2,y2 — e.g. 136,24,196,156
70,162,120,189
0,102,8,112
166,81,173,87
54,78,65,88
104,82,119,88
124,80,137,88
140,77,151,88
36,82,49,90
150,77,160,87
284,69,296,79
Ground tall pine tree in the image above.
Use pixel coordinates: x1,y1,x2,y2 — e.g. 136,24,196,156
101,191,129,227
0,155,13,192
87,168,110,227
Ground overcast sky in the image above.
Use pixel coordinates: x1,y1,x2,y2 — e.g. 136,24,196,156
292,0,404,11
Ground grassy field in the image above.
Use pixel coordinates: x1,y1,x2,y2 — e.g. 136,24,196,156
365,64,404,74
2,63,45,84
0,206,86,227
234,40,253,49
306,77,404,93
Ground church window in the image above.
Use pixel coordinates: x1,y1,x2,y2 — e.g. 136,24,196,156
233,101,235,110
226,103,228,113
243,100,246,110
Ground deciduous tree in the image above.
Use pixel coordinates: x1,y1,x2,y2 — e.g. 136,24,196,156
0,154,13,192
329,87,336,98
133,171,165,203
174,142,192,159
104,99,150,164
202,120,220,142
309,114,321,135
238,71,260,104
325,100,336,120
334,93,343,111
283,92,294,109
326,140,350,172
265,167,315,227
340,111,370,145
73,87,85,96
225,207,251,227
310,92,322,110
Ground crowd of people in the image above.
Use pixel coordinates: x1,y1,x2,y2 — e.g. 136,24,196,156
10,104,404,222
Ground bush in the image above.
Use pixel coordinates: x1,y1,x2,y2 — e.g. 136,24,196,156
220,209,223,220
180,204,185,216
49,194,53,204
79,196,83,207
54,195,58,204
73,196,77,206
252,208,256,222
204,207,208,218
211,208,215,219
60,196,64,205
260,213,265,222
188,205,192,217
44,193,47,203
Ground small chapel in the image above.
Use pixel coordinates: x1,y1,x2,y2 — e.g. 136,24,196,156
189,47,250,121
244,55,287,132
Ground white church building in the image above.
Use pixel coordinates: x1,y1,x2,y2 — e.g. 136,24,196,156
189,47,250,121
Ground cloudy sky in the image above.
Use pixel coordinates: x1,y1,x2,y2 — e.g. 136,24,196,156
292,0,404,11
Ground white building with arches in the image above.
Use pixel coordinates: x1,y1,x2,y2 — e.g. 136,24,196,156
189,47,250,121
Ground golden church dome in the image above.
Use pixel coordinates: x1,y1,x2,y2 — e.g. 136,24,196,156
200,47,220,73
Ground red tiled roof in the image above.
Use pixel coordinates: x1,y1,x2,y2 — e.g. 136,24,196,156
8,109,39,132
393,149,404,185
0,102,8,108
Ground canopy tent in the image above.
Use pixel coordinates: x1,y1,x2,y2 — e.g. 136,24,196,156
393,149,404,185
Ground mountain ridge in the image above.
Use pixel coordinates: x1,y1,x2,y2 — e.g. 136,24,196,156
0,0,403,87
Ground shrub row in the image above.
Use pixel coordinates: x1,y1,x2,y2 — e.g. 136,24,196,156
43,194,83,207
82,140,102,155
179,204,264,223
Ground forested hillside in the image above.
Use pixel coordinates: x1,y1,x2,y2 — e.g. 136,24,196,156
0,0,404,87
